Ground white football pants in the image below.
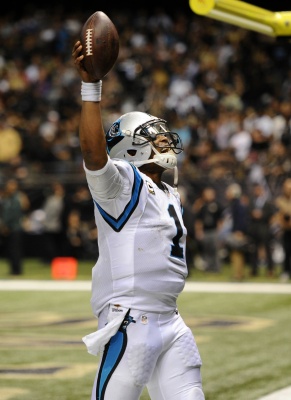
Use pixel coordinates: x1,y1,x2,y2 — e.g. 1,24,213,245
91,306,205,400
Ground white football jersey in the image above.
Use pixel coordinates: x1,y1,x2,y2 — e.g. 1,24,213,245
84,158,188,317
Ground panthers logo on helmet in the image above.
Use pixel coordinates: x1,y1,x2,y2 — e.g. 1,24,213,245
108,121,121,137
106,121,125,154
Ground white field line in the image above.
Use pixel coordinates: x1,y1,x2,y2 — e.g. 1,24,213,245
0,280,290,293
257,386,291,400
185,281,291,294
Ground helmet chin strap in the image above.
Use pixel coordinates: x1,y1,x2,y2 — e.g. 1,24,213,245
173,166,178,192
133,146,179,191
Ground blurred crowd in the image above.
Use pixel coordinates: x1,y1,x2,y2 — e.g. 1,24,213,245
0,5,291,279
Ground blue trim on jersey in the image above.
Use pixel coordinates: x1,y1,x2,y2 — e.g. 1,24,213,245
94,164,143,232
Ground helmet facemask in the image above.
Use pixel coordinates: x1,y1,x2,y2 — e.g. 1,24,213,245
126,118,183,170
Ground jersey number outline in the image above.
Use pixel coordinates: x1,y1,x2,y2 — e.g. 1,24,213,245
168,204,184,259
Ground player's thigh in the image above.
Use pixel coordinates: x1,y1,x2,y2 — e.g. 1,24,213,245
91,312,162,400
147,329,204,400
91,337,146,400
91,362,144,400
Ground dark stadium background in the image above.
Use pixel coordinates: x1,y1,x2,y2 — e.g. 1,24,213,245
2,1,290,18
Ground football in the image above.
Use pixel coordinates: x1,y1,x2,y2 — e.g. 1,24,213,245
80,11,119,81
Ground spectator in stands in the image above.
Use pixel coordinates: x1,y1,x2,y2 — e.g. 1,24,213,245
194,186,224,272
0,179,30,275
247,183,276,277
0,113,22,164
264,140,291,198
276,101,291,148
224,183,250,281
64,209,84,259
41,181,67,263
274,178,291,281
69,185,94,225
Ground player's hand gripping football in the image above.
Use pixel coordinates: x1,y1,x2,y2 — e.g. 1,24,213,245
72,41,93,83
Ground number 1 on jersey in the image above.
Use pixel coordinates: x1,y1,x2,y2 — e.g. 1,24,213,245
168,204,184,259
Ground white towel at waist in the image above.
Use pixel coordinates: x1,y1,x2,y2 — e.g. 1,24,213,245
82,306,129,356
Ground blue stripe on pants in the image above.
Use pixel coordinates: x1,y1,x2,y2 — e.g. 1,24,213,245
96,329,127,400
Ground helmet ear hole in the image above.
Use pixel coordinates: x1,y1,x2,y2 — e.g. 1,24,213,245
127,149,137,156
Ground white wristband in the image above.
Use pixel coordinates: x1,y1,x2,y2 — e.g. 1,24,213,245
81,81,102,102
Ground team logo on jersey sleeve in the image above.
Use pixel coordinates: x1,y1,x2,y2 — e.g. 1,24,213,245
146,181,155,195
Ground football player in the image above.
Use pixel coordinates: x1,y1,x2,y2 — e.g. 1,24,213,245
72,40,205,400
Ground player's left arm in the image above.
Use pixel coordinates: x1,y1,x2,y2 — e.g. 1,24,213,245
72,41,108,171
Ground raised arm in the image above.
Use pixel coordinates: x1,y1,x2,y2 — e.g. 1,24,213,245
72,41,108,171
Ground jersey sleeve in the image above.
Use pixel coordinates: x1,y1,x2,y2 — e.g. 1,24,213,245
83,158,136,218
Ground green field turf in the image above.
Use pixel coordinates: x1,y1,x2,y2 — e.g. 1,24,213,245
0,257,285,283
1,259,291,400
